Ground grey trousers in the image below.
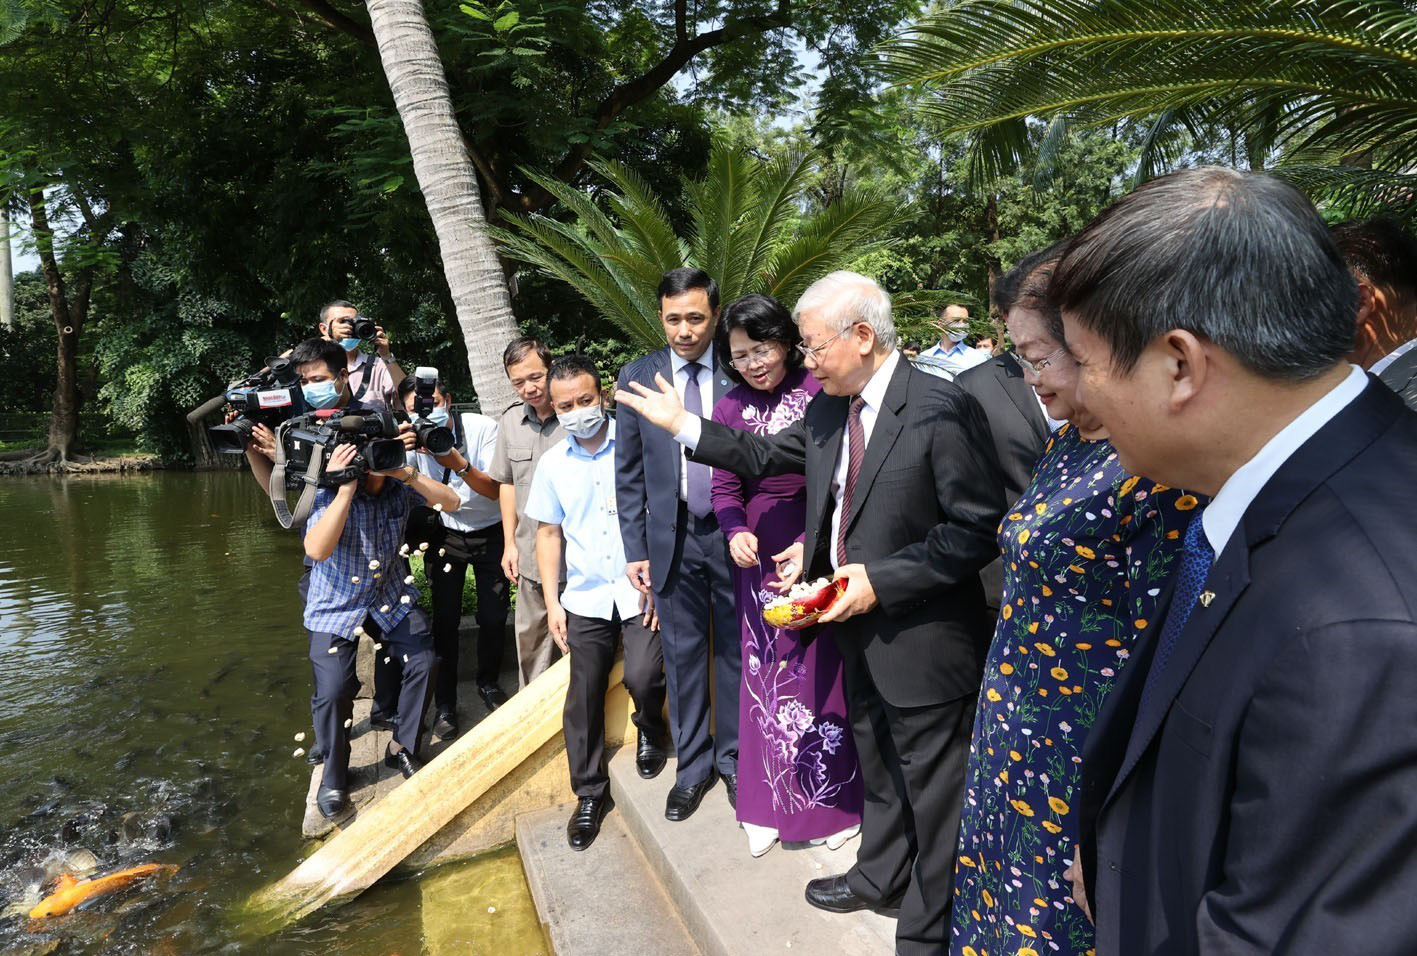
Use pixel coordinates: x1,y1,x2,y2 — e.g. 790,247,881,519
514,575,561,687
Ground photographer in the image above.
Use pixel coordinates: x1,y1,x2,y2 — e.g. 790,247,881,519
257,339,459,819
318,299,405,407
398,374,511,739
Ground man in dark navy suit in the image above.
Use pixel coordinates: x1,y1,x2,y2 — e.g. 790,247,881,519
1057,167,1417,954
615,267,739,821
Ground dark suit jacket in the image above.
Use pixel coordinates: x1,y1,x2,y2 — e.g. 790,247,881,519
1079,380,1417,954
688,355,1007,707
955,352,1049,609
615,347,732,593
1377,346,1417,411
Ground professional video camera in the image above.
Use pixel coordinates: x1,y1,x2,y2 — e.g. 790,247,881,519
401,366,455,455
194,357,309,454
265,406,409,529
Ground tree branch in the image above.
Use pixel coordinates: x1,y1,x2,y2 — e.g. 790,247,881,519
510,0,794,212
258,0,375,45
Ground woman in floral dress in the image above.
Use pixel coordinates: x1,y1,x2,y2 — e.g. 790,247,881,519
709,294,863,858
950,266,1199,956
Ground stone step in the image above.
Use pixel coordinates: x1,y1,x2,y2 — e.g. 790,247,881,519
606,745,897,956
516,804,699,956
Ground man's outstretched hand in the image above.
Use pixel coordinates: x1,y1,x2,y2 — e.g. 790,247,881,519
614,373,691,435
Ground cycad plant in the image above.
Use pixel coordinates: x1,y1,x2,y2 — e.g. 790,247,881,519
493,142,916,347
881,0,1417,221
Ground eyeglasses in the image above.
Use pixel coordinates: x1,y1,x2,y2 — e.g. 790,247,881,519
795,325,854,365
1014,347,1067,375
728,344,781,371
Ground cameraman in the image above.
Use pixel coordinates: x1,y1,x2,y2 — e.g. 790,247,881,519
250,339,460,819
318,299,405,407
397,376,511,738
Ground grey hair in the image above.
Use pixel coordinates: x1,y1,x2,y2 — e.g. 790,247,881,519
1048,166,1357,380
793,271,898,352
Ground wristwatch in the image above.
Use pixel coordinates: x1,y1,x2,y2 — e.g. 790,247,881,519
456,462,474,478
399,467,417,484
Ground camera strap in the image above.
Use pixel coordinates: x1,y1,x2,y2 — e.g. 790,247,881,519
268,422,326,530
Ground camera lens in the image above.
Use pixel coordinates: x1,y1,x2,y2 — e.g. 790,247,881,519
352,316,378,340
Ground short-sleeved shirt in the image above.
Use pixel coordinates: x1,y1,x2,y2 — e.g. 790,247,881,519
302,479,422,639
410,411,501,533
347,351,396,407
524,420,640,621
916,340,989,381
488,401,564,583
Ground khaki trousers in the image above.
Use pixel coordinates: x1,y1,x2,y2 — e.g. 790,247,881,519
514,576,561,687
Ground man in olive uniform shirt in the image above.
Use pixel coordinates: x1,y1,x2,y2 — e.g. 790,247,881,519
489,338,566,686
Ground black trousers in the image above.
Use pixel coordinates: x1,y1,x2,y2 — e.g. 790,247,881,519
427,523,510,713
654,504,740,787
564,608,667,800
839,652,976,956
309,609,435,789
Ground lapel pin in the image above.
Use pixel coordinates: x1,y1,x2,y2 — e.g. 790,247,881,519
1199,591,1215,608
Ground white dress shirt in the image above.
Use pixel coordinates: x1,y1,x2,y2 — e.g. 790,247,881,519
670,343,716,502
1202,364,1368,555
1369,338,1417,376
411,411,502,532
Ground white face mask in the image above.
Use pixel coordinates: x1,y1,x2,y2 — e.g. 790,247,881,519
944,325,969,343
557,403,605,440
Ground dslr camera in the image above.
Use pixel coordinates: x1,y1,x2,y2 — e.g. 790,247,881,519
343,314,380,341
206,357,309,454
278,407,407,488
402,366,455,455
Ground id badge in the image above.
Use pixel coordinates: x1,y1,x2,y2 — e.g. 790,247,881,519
604,495,618,516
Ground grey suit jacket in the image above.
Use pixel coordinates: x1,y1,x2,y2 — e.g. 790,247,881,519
1377,347,1417,411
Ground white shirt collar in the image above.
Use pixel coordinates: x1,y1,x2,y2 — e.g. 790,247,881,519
670,343,714,376
1368,338,1417,376
1202,364,1369,555
858,349,901,410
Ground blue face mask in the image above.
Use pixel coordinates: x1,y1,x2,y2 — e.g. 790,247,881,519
338,337,362,352
427,406,450,426
303,379,342,409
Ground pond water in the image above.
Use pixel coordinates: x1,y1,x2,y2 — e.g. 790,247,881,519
0,471,547,954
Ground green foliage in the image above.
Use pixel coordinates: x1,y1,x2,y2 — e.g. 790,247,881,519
882,0,1417,221
494,141,908,347
0,271,56,412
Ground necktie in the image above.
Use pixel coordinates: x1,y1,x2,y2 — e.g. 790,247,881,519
1137,510,1214,712
682,361,713,519
835,396,867,567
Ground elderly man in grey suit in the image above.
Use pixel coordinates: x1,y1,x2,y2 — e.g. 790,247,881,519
1332,217,1417,408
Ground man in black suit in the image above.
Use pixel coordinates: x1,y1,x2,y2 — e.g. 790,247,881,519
1332,217,1417,409
617,270,1006,955
955,248,1058,609
615,267,739,821
1057,168,1417,954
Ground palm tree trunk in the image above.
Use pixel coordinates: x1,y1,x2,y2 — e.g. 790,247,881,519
0,205,13,331
364,0,517,412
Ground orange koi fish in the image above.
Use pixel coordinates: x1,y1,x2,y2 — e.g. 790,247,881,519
28,863,179,918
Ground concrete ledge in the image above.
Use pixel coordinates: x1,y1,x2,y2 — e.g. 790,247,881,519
606,746,897,956
517,805,698,956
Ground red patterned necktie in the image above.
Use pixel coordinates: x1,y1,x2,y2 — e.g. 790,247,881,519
835,395,867,566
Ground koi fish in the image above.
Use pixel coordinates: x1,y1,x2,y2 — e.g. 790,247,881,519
28,863,179,918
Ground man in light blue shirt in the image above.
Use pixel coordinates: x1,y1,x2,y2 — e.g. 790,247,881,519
915,303,989,381
526,355,666,852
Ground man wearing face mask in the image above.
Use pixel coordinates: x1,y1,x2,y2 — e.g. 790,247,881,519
318,299,405,407
397,376,510,735
916,304,989,381
526,355,667,850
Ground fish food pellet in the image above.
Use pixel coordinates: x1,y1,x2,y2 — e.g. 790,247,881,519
368,560,380,570
292,748,305,758
294,732,306,742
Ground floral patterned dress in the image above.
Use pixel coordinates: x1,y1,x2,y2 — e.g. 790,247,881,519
949,423,1200,956
710,367,863,841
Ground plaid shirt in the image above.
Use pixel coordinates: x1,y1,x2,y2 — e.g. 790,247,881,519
302,478,423,639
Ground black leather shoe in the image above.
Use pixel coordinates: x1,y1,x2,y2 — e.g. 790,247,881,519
665,770,716,821
315,785,349,819
384,745,422,779
477,683,510,711
432,711,458,740
306,744,325,766
566,795,613,851
370,710,398,731
723,773,737,811
635,732,667,779
804,874,891,914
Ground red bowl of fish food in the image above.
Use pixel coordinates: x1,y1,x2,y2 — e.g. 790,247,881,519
762,577,847,630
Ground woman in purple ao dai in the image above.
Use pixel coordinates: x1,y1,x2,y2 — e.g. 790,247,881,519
709,294,863,858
